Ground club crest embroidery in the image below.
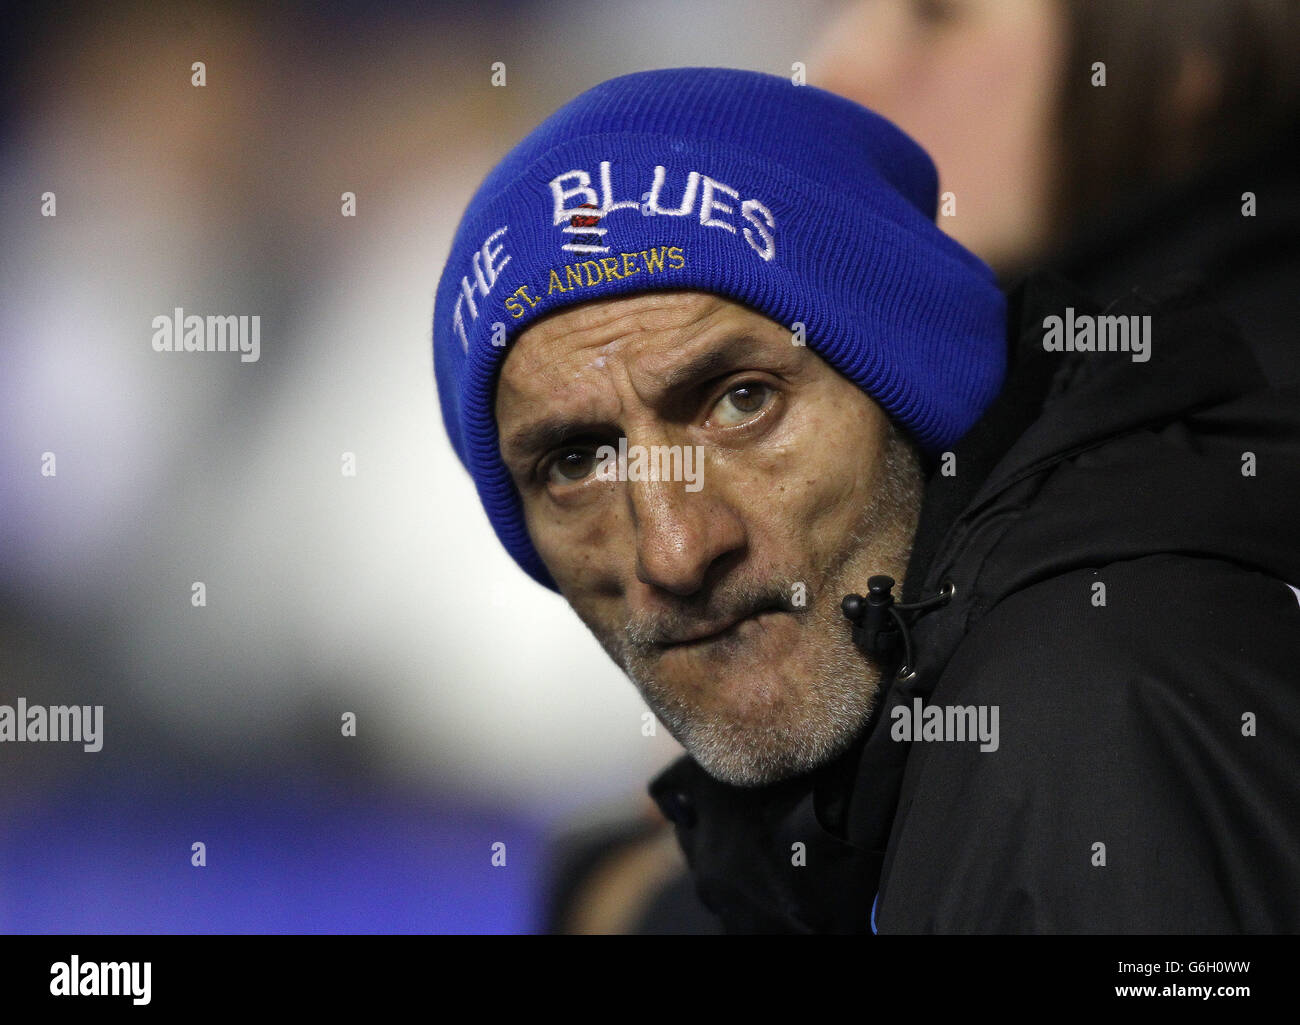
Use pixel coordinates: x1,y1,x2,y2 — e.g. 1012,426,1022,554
564,203,607,254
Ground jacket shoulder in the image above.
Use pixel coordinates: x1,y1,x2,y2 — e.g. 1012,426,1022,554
878,554,1300,933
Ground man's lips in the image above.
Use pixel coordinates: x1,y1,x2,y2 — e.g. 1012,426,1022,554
654,608,785,649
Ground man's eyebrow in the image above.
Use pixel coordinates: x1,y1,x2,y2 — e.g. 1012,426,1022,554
503,416,609,463
653,333,763,395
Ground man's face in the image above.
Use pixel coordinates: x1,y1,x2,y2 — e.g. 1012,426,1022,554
495,291,922,787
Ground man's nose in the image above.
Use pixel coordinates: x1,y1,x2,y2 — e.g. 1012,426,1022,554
627,463,745,597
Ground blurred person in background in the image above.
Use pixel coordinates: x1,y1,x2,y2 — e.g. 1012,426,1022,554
814,0,1300,384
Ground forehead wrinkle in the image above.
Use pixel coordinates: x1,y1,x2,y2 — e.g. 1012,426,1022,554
630,323,768,405
500,292,723,401
584,298,775,411
497,293,769,457
512,292,727,366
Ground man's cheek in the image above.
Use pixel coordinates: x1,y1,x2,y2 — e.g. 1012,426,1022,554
530,504,621,588
707,446,793,507
726,451,832,549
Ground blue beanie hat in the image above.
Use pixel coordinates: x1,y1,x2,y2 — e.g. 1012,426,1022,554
433,67,1006,590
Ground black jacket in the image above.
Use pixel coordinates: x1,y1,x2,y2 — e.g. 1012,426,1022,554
649,272,1300,933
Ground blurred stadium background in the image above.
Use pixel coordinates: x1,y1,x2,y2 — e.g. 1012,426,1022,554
0,0,837,932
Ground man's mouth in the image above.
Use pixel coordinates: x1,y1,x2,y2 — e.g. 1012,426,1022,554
655,604,788,651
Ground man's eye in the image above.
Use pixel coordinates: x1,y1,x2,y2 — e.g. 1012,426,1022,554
712,382,772,426
547,447,600,484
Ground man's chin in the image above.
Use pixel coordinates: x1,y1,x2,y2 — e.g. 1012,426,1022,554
674,722,852,788
641,675,872,789
637,632,814,735
614,607,881,786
